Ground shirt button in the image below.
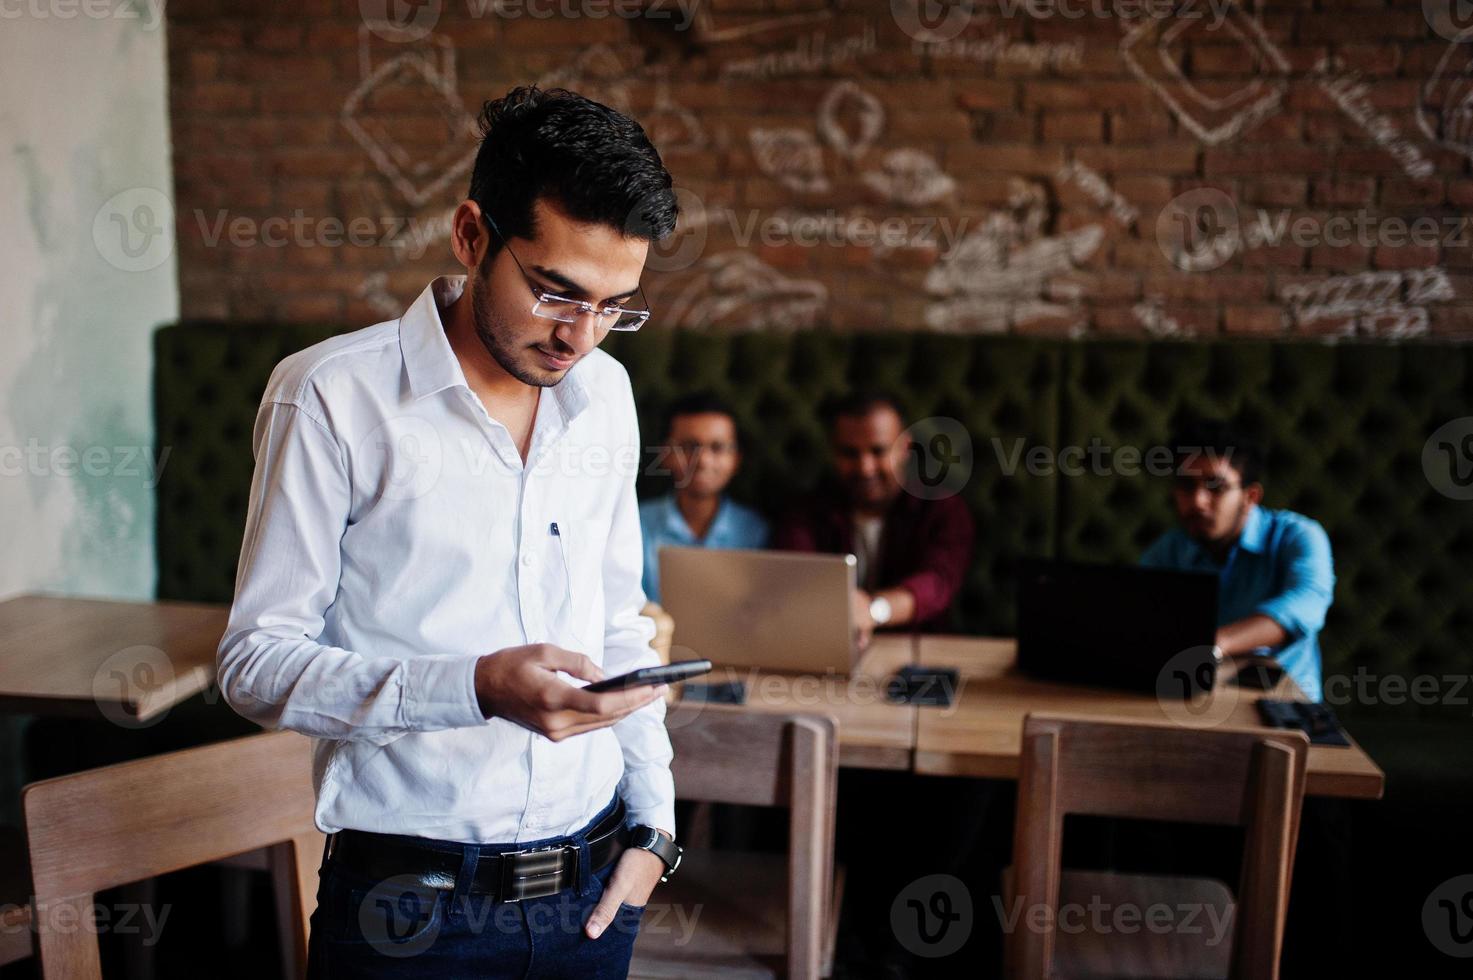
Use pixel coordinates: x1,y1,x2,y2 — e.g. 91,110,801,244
521,553,533,566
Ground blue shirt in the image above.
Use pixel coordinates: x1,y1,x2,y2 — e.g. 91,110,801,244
637,493,770,604
1140,507,1335,702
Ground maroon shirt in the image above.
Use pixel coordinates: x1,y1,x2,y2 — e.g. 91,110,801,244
773,482,975,631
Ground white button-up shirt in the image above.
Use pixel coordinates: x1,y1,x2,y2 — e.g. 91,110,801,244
217,276,674,843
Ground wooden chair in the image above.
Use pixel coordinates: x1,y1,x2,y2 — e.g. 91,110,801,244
22,729,321,979
630,705,842,980
1007,714,1310,980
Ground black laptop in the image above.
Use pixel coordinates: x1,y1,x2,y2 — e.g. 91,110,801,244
1015,559,1220,698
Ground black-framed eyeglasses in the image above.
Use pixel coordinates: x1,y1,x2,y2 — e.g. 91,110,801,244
483,215,651,332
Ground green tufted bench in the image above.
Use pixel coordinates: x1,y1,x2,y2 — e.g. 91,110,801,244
156,327,1473,720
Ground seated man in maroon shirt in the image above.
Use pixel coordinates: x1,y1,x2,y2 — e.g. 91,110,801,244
774,391,975,646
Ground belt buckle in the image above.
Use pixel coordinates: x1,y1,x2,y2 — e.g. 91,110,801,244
499,842,576,903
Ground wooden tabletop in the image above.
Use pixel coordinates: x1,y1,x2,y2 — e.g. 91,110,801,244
913,634,1385,800
0,594,227,723
697,633,918,771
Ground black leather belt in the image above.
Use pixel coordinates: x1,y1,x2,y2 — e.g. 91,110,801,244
325,799,629,902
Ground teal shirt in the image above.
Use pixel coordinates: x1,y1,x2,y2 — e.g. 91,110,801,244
1141,506,1335,702
637,494,770,604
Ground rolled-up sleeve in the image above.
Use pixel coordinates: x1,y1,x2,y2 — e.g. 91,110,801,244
216,398,488,742
896,496,976,624
1255,518,1335,641
602,392,676,836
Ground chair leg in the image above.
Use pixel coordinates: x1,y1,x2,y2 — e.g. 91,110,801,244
119,878,157,980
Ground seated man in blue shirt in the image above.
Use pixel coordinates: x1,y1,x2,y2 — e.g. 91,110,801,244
1141,421,1335,701
639,392,768,603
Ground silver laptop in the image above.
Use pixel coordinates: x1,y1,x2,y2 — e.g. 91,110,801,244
657,547,857,674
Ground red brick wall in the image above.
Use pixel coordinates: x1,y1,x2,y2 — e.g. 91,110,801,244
166,0,1473,338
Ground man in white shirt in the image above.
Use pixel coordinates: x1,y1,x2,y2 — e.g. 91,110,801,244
218,86,684,977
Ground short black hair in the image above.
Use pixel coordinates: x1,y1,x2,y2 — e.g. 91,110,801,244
821,390,905,431
664,391,741,443
1170,419,1264,486
467,86,678,259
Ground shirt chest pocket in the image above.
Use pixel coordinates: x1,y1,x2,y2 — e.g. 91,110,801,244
551,517,607,651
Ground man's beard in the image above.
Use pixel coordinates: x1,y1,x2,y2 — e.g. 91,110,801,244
469,265,566,388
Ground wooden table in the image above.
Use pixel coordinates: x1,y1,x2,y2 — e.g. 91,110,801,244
0,593,226,723
698,633,918,770
913,634,1385,800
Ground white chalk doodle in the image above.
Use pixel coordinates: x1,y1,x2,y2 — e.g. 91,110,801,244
816,81,884,161
1120,3,1289,146
1282,268,1454,338
343,24,479,208
862,148,957,207
654,252,828,331
750,80,958,206
924,179,1104,333
537,49,705,154
1057,161,1138,229
1133,296,1192,338
643,72,708,154
358,272,402,318
1315,57,1435,180
1417,30,1473,163
750,128,831,194
693,7,832,44
720,23,879,81
536,44,634,115
914,33,1084,72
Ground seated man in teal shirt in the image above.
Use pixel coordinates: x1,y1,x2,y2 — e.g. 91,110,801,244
639,392,768,603
1141,421,1335,702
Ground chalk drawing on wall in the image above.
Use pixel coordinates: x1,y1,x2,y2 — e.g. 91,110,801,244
749,80,959,205
538,48,706,154
654,252,828,331
751,128,831,193
720,21,879,81
817,81,884,161
359,272,402,318
1134,296,1192,338
1119,3,1289,145
1315,56,1435,179
1057,160,1139,230
693,8,832,44
1418,29,1473,162
923,179,1104,333
1283,269,1453,339
343,23,479,207
862,148,957,207
644,73,708,154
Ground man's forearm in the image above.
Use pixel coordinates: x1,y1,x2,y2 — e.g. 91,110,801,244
1216,614,1289,658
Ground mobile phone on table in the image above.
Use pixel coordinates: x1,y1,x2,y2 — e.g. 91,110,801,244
583,659,713,693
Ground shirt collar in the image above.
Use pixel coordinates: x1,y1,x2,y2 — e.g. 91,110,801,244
400,275,592,423
661,494,730,542
1236,504,1268,554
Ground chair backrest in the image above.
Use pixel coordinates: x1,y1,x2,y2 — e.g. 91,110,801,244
23,730,321,978
1010,713,1310,980
665,704,839,980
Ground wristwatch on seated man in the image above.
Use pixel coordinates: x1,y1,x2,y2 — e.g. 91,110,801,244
630,826,683,882
869,594,893,626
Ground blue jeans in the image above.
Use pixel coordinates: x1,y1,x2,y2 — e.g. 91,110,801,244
306,796,644,979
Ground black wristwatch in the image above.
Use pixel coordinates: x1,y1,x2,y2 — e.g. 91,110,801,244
630,825,683,882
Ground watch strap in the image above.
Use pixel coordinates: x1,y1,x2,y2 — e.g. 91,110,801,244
633,825,683,881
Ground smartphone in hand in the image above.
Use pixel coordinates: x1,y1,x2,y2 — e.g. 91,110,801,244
583,659,713,693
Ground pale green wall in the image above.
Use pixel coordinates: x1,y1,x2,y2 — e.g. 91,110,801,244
1,4,176,602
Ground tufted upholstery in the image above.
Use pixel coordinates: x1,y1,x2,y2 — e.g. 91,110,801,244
155,326,1472,719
